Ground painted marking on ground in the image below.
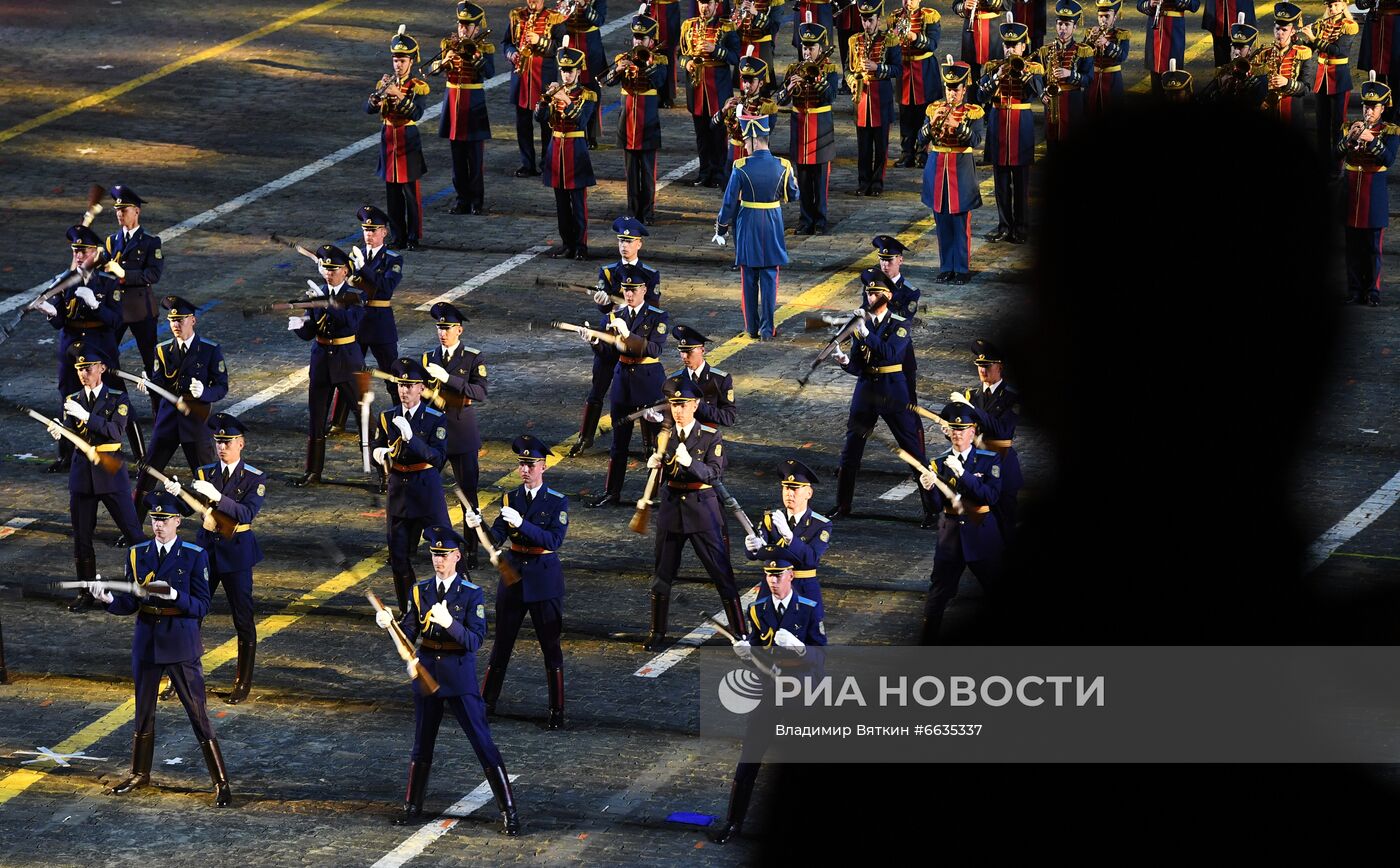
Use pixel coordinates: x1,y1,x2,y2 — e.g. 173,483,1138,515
370,775,519,868
1304,469,1400,574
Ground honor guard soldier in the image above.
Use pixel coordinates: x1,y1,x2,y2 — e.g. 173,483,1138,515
585,268,670,506
1338,76,1397,306
714,112,799,340
506,0,568,177
735,0,784,85
650,0,685,107
560,0,608,148
104,185,164,414
52,345,147,611
1011,0,1049,49
375,527,520,835
1160,57,1194,100
1202,0,1256,65
601,13,669,224
955,0,1007,88
848,2,902,196
422,303,489,565
918,58,985,285
1038,1,1094,151
980,24,1042,244
131,296,228,526
469,435,569,729
371,358,452,615
1257,2,1312,127
169,413,266,704
1299,0,1358,176
346,205,405,411
889,0,944,169
645,376,745,650
792,0,836,49
916,402,1002,641
670,325,737,426
368,27,431,250
741,459,832,619
82,491,231,806
717,50,780,183
539,41,599,260
950,339,1022,539
828,280,940,525
440,2,496,215
681,0,741,186
1200,19,1267,105
289,245,365,488
1084,0,1130,114
868,237,923,320
1139,0,1201,97
571,218,661,456
41,225,124,473
711,557,825,845
777,19,840,235
1358,0,1400,84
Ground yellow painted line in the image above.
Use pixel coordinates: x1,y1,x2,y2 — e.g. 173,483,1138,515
0,0,352,145
1331,551,1400,562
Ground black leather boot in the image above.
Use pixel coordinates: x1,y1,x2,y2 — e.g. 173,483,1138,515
392,573,412,618
722,597,746,642
546,667,564,730
829,466,856,517
391,761,431,825
480,665,506,715
485,764,521,836
326,388,351,435
200,738,232,807
710,776,754,844
289,437,325,487
126,419,147,467
568,403,603,457
68,555,97,612
587,457,623,507
107,731,154,794
223,639,255,704
47,438,73,474
642,593,670,651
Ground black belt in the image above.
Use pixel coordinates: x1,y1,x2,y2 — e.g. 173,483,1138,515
419,638,466,652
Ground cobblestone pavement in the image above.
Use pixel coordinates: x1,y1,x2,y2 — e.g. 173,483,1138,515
0,0,1396,863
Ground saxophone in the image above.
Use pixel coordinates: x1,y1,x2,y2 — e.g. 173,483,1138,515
684,17,721,86
850,32,886,102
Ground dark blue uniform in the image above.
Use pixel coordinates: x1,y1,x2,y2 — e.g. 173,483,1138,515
583,260,662,411
104,225,164,378
715,145,799,339
965,382,1022,540
653,422,740,602
923,446,1003,640
47,271,122,405
293,285,366,436
747,509,832,617
421,341,488,553
351,245,405,398
668,362,737,427
133,334,228,519
859,266,922,406
65,383,145,580
194,459,266,657
598,303,671,502
373,402,451,612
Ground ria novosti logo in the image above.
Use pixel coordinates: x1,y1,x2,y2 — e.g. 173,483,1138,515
717,668,765,715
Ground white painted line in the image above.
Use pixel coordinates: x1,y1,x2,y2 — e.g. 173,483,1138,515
371,775,518,868
634,585,760,678
417,246,552,310
0,517,38,541
0,17,639,316
222,368,309,418
877,480,918,501
1305,468,1400,574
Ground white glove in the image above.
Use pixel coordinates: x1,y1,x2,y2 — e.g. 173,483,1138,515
164,477,182,496
287,315,307,331
190,479,220,501
673,441,692,467
425,362,450,382
852,306,867,319
581,320,598,344
407,657,420,677
854,318,870,339
744,534,763,553
774,627,805,653
944,453,964,477
642,407,664,423
392,415,413,441
47,423,63,441
349,247,366,271
88,581,114,605
63,399,90,422
949,390,972,406
592,289,611,305
500,505,523,527
732,638,752,658
304,280,325,298
464,509,483,529
646,452,662,469
770,510,793,540
427,600,454,629
134,377,149,395
188,378,204,398
831,348,850,366
151,585,178,601
75,287,99,309
375,609,393,629
919,470,936,491
36,300,57,317
372,446,390,464
611,318,631,339
711,232,727,247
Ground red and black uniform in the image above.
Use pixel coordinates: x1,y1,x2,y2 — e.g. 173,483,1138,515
438,28,496,213
368,75,430,247
506,6,568,174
